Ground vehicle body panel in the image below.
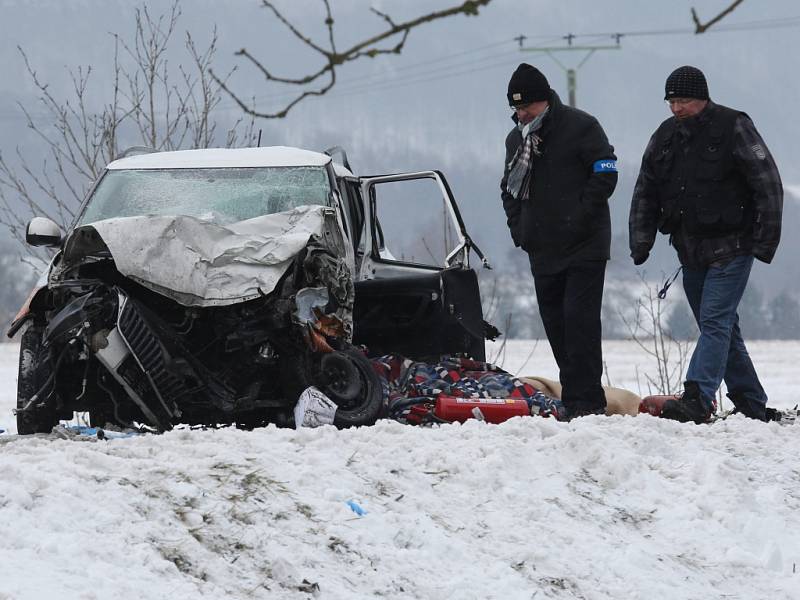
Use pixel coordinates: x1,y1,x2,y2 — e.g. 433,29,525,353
59,205,349,307
10,146,493,433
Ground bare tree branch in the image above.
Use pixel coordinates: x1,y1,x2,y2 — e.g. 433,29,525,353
214,0,493,119
691,0,746,34
0,0,492,256
0,0,256,257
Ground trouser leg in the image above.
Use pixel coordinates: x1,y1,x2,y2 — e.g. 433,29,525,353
561,261,607,409
532,267,569,382
683,256,755,408
722,317,767,418
533,260,606,410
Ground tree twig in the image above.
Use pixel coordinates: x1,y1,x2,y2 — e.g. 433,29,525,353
691,0,745,33
0,1,256,255
214,0,492,119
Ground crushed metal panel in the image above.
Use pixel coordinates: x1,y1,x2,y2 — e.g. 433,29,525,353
64,205,350,307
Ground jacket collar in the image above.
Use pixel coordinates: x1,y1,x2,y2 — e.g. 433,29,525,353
672,99,716,126
540,90,562,135
674,100,716,139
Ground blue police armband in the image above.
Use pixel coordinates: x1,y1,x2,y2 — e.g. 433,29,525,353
593,159,618,173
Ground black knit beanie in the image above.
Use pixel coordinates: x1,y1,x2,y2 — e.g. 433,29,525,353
507,63,551,106
664,66,709,100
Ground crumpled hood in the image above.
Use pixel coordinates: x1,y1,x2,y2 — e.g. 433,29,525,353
62,205,347,307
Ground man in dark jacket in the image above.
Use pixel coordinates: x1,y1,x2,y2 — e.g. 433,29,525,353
629,65,783,423
500,63,618,418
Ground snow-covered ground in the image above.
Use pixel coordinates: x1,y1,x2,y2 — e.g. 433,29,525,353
0,340,798,599
486,339,800,411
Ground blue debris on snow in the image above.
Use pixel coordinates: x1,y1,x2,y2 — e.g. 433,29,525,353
346,500,368,517
66,426,142,440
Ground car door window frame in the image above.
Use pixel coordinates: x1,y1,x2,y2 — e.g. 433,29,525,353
359,171,470,278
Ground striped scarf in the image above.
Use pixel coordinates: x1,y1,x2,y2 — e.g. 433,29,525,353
506,107,548,201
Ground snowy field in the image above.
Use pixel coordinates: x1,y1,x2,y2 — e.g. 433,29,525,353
486,339,800,411
0,340,799,599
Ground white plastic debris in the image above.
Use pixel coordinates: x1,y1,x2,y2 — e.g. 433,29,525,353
294,386,337,428
294,287,329,324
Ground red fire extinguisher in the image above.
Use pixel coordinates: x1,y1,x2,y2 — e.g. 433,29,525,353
639,394,678,417
433,395,530,424
640,394,717,417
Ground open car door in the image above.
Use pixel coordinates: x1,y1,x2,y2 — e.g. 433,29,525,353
352,170,492,361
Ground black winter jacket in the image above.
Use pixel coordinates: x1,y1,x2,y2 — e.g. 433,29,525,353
500,90,618,274
629,101,783,268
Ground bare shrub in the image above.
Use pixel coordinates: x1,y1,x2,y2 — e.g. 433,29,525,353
620,273,694,397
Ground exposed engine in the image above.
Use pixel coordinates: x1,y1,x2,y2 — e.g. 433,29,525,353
18,234,382,433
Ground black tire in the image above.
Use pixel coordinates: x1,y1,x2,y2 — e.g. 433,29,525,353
317,348,383,428
16,323,58,435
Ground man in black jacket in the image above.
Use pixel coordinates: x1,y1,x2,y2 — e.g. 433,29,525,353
629,66,783,423
500,63,618,418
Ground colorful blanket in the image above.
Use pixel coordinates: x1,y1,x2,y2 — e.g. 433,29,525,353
370,355,564,424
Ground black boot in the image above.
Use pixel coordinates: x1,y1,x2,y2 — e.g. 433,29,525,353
562,400,606,420
727,391,767,421
661,381,713,424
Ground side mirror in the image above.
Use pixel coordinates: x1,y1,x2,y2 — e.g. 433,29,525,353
26,217,62,247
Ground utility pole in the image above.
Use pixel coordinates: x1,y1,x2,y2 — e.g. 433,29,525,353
521,36,622,107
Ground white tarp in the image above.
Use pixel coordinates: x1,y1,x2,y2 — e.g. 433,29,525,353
67,205,338,307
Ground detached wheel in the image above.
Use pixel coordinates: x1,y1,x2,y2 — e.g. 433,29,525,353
16,323,58,435
318,348,383,428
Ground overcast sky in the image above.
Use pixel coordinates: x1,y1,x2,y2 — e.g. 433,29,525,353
1,0,798,286
2,1,797,168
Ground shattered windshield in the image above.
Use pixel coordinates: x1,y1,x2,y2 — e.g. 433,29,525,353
79,166,331,225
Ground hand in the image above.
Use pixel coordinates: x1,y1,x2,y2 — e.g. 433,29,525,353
753,248,773,264
631,244,649,266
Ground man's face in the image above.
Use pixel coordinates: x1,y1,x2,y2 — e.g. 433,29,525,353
513,100,549,125
667,97,708,120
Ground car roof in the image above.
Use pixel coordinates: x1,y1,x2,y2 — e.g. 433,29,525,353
106,146,334,170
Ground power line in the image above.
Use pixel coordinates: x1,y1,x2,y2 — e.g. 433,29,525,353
213,36,573,110
373,38,515,73
0,46,518,121
714,18,800,32
510,14,800,109
0,37,523,122
213,35,565,110
4,14,800,122
537,14,800,41
519,40,621,108
217,47,521,107
233,15,800,110
322,56,518,101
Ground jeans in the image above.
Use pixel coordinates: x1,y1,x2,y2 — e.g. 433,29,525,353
532,260,607,410
682,255,767,415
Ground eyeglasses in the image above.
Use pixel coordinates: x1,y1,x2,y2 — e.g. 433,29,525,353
665,98,695,106
511,103,533,112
